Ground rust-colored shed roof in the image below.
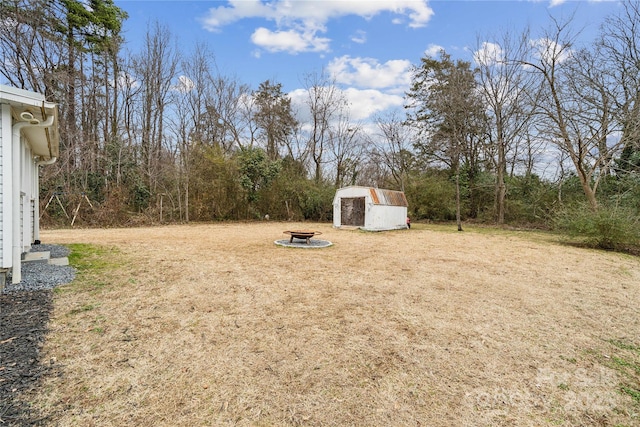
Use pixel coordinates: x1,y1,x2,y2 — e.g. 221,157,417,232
369,188,408,207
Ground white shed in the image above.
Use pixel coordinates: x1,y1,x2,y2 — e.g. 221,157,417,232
333,186,408,231
1,85,60,285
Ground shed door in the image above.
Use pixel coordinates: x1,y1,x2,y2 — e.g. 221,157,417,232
341,197,365,226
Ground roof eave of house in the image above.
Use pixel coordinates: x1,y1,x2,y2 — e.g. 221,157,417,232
1,84,60,160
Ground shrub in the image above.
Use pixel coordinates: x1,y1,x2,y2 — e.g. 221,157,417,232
298,181,334,221
504,175,558,227
404,172,457,221
553,203,640,251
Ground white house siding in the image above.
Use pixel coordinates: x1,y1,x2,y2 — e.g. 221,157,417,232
0,103,10,268
31,199,36,245
20,141,25,252
20,193,24,253
0,85,60,283
0,106,3,266
21,138,33,252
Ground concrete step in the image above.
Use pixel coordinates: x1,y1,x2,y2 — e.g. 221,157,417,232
21,251,69,266
49,257,69,266
22,251,50,263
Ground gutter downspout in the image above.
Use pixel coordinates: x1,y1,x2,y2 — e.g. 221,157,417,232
11,115,55,284
33,156,57,244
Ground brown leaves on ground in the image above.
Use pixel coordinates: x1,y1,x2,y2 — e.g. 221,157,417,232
25,223,640,426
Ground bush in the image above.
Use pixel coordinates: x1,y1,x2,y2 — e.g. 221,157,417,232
404,171,457,221
504,175,558,227
298,181,334,221
553,203,640,251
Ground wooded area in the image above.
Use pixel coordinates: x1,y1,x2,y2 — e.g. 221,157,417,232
1,0,639,248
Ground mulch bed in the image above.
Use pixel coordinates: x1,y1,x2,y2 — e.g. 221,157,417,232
0,290,53,426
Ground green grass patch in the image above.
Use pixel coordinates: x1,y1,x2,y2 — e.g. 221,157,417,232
60,243,127,293
621,386,640,404
67,243,120,273
612,356,640,375
609,339,640,353
596,339,640,408
68,303,98,315
559,355,577,364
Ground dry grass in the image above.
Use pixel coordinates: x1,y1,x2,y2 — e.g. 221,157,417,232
30,222,640,426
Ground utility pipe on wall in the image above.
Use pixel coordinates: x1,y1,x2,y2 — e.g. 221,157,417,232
11,114,55,284
33,156,57,244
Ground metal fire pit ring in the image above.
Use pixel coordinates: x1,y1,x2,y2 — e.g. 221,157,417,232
283,230,323,244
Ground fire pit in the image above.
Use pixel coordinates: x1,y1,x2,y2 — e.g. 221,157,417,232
283,230,322,244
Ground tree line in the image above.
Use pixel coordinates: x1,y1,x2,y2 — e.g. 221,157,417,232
2,0,640,248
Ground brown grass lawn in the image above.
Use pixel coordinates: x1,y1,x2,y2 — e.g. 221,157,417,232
30,222,640,426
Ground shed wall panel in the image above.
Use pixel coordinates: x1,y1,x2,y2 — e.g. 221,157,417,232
333,186,408,231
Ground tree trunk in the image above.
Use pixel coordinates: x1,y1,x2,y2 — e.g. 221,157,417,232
496,180,506,224
185,182,189,223
495,140,506,224
576,166,599,211
455,168,463,232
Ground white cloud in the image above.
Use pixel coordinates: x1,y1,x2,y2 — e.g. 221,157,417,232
289,86,404,123
202,0,434,31
343,87,405,120
548,0,567,7
531,37,572,63
1,16,18,31
288,55,411,123
351,30,367,44
251,27,331,53
116,71,139,90
175,75,195,93
424,43,444,58
200,0,434,53
327,55,412,90
199,0,270,32
473,42,504,66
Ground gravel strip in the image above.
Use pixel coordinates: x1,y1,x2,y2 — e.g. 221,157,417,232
2,244,76,294
30,243,71,259
274,238,333,248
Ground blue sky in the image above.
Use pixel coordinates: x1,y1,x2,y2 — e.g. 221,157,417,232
114,0,621,121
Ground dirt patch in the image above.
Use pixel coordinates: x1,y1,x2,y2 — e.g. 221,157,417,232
18,223,640,426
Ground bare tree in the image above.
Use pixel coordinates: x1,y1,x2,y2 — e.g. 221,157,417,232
475,29,538,223
132,21,179,194
328,110,363,188
205,75,253,153
0,0,64,94
522,17,625,210
367,112,414,191
1,0,127,203
302,71,344,183
599,0,640,174
114,55,141,186
170,43,217,221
